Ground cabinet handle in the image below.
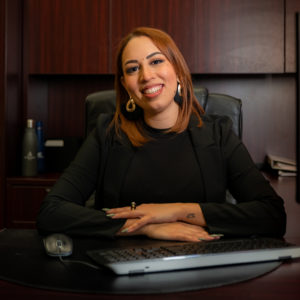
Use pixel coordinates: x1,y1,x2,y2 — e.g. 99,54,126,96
45,188,51,193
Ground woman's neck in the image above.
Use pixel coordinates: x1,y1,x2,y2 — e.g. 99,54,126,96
143,104,179,129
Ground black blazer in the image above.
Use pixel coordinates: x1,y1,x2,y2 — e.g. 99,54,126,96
37,114,286,238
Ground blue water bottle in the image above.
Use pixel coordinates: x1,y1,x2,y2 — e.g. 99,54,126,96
36,120,45,173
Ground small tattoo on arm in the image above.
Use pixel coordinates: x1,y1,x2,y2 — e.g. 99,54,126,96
186,213,195,219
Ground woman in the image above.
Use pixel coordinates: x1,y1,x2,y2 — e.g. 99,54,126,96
37,27,286,242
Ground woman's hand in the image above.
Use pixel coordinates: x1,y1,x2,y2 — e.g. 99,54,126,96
105,203,206,233
107,203,179,232
117,220,219,243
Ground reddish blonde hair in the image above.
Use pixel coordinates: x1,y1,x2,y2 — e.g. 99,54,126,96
112,27,204,146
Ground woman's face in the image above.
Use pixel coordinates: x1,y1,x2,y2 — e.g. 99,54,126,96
121,36,179,128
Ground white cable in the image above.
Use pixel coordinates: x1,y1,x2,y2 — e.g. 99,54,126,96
58,256,100,270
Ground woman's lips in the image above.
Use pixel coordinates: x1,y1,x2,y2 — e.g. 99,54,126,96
142,84,163,97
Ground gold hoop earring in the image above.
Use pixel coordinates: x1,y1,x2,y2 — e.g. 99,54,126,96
126,97,136,112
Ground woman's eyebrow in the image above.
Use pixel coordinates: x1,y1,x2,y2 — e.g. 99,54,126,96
124,52,162,66
124,59,138,66
146,51,162,59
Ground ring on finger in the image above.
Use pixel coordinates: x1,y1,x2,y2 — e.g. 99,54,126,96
131,201,136,210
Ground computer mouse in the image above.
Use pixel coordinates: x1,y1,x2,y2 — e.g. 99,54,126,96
43,233,73,257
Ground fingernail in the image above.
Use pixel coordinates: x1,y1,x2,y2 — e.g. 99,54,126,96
106,214,115,217
121,228,128,233
199,237,210,241
102,208,110,212
210,234,224,237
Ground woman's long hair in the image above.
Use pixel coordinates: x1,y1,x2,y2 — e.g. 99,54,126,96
112,27,204,147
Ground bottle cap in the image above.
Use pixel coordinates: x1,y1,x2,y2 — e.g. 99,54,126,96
27,119,35,128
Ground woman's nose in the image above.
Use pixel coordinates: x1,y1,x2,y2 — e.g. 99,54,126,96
139,65,154,82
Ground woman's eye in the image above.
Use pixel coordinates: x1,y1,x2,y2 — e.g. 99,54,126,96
151,59,164,65
125,66,139,74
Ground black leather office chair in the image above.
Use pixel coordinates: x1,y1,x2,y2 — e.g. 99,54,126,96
85,87,242,138
84,87,242,205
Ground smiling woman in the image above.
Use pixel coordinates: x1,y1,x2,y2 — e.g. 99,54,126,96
37,27,286,243
121,36,179,130
113,27,204,147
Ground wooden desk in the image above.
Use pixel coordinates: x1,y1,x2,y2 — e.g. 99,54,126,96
0,247,299,300
0,176,299,300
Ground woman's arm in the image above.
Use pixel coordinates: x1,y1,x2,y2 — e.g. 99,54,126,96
106,202,207,234
116,218,219,242
200,117,287,238
37,117,126,238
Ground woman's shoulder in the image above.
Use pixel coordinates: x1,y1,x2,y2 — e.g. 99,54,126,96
86,113,114,143
95,113,114,127
202,113,232,126
94,113,114,134
201,114,233,135
190,113,236,147
94,113,131,147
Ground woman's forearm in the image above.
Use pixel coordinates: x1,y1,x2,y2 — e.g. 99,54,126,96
108,202,207,233
117,220,217,242
175,203,207,227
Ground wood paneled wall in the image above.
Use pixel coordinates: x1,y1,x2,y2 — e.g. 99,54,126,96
26,0,110,74
1,0,299,229
2,0,299,176
25,0,285,74
286,0,300,72
0,0,6,228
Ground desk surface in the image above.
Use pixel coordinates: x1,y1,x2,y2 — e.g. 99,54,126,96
1,176,300,300
0,229,300,300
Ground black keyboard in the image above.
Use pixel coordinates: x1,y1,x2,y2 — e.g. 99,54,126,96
88,238,291,264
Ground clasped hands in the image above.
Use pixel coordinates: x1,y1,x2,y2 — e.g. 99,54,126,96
104,203,222,242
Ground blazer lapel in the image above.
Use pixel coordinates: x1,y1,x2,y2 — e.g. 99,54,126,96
101,133,135,208
188,117,226,202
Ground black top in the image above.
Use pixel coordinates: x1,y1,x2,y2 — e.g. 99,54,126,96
120,125,203,206
36,114,286,238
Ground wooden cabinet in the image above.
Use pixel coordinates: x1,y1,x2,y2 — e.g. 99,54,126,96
0,0,5,229
25,0,110,74
285,0,300,72
195,0,284,73
110,0,199,73
6,175,58,228
25,0,286,74
111,0,284,73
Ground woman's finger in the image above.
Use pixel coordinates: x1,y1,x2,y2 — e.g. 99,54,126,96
107,210,144,220
106,202,142,213
103,206,131,213
125,217,153,233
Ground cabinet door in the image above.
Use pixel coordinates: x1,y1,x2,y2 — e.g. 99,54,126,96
25,0,284,74
111,0,284,73
25,0,110,74
195,0,284,73
285,0,300,72
6,185,51,228
6,176,57,229
111,0,199,73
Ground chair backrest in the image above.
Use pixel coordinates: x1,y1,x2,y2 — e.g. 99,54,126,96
85,87,242,138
